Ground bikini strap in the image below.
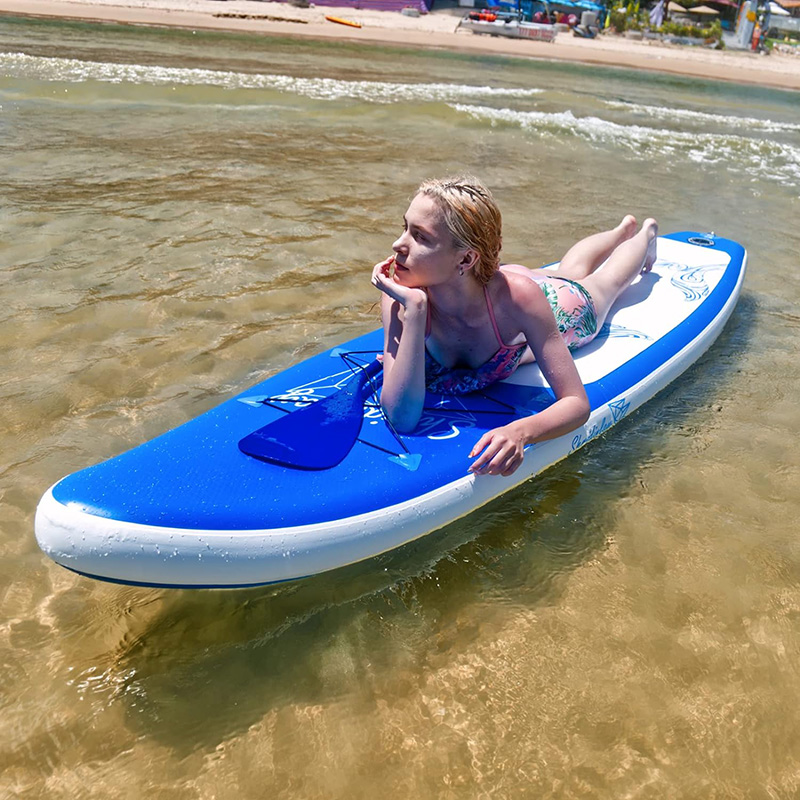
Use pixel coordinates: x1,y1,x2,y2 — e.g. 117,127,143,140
427,286,511,347
483,284,507,349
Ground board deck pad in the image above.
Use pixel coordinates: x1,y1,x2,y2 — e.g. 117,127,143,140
35,233,746,588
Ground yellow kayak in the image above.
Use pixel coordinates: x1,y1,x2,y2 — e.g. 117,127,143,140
325,15,362,28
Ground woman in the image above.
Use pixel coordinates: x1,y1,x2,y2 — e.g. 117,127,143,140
371,176,658,477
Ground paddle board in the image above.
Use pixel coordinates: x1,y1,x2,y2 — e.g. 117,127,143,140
35,232,746,588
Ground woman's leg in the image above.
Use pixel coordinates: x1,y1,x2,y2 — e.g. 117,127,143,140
554,215,638,281
578,218,658,326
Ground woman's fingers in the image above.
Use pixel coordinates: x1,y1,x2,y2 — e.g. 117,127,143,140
371,256,399,294
469,432,492,462
469,434,505,475
371,256,394,281
469,428,524,476
371,256,426,309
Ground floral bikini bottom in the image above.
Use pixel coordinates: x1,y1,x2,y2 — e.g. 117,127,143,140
532,275,599,350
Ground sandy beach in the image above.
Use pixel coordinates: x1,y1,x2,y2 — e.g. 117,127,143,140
2,0,800,91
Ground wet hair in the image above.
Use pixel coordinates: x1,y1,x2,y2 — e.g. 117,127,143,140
416,175,502,285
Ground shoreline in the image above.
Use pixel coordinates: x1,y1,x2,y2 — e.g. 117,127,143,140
2,0,800,91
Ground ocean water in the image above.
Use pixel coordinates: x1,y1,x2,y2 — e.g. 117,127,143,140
2,15,800,798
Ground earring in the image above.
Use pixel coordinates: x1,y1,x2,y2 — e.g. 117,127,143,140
458,266,464,276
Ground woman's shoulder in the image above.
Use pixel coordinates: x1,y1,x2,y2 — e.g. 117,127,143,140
493,266,549,312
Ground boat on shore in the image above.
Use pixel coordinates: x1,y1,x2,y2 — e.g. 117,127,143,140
457,12,558,41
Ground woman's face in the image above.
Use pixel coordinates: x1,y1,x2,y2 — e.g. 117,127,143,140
391,194,463,288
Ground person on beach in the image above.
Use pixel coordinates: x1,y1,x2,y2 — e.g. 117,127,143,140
371,176,658,477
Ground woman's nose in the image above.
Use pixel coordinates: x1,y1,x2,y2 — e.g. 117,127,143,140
392,232,407,253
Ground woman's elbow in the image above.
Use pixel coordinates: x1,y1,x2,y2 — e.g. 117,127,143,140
574,394,591,427
381,401,422,434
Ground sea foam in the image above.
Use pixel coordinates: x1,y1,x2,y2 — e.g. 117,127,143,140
1,52,543,104
604,99,800,134
451,103,800,192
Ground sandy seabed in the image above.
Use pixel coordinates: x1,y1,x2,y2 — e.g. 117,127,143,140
2,0,800,91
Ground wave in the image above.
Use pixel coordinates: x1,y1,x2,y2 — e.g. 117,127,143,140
0,51,543,104
604,99,800,134
451,103,800,190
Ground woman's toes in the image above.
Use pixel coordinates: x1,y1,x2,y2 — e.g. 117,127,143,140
641,219,658,272
619,214,637,240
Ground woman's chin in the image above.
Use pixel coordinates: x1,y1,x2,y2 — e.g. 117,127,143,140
393,269,417,287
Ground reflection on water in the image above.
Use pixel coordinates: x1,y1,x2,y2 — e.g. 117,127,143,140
2,15,800,798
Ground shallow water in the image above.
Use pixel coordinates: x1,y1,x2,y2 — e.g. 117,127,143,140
2,15,800,798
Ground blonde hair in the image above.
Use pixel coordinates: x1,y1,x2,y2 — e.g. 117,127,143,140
416,175,502,285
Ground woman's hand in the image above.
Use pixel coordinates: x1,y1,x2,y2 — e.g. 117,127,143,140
371,256,426,309
468,422,528,477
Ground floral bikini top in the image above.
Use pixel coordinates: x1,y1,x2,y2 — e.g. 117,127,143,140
425,285,528,395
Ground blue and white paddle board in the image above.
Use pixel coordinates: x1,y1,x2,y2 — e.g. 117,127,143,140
35,232,746,588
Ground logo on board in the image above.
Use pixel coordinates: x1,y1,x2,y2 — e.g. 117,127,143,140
571,398,630,451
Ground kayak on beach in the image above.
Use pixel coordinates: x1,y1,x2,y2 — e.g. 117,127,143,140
325,15,362,28
34,232,746,589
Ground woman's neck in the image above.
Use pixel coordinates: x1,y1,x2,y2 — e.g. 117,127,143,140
426,275,485,319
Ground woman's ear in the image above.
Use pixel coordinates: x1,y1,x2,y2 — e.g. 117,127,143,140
458,248,479,273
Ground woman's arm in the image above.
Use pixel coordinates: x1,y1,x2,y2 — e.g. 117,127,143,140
469,279,590,476
372,258,428,432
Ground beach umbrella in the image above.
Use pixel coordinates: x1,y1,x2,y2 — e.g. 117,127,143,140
768,1,790,14
687,4,720,13
667,1,689,12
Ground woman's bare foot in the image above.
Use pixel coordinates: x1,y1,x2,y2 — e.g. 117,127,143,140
641,218,658,273
617,214,638,242
556,214,641,282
